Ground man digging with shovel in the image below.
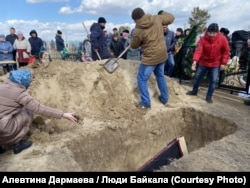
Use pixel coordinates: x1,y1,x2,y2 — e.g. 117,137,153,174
130,8,175,109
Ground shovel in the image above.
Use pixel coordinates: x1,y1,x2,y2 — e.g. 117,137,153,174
96,50,102,61
101,45,130,73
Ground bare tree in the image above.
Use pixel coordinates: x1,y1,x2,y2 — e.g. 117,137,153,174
188,7,211,34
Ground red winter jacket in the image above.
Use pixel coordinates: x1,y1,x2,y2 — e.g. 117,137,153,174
193,32,230,67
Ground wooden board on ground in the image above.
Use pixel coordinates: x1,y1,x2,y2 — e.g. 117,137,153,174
0,60,19,69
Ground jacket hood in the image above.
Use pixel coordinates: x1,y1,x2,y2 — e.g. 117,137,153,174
134,14,154,30
30,30,38,37
9,69,32,89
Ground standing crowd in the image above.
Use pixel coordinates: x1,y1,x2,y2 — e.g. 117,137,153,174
0,27,43,73
0,27,66,74
79,17,141,62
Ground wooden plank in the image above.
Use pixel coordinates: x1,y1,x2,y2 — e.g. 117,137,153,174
177,136,189,156
0,60,19,69
0,60,16,64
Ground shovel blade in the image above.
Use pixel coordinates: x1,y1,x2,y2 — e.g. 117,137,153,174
104,58,119,73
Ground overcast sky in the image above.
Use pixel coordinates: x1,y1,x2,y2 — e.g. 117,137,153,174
0,0,249,42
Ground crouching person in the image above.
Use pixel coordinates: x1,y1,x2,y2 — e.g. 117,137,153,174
0,69,78,154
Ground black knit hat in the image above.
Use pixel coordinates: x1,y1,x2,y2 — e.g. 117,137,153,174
98,17,106,23
207,23,219,32
131,7,145,20
57,30,62,34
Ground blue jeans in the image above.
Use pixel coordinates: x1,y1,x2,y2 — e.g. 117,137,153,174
137,62,168,107
164,52,175,77
192,64,220,99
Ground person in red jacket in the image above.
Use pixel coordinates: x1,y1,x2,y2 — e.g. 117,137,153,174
186,23,230,103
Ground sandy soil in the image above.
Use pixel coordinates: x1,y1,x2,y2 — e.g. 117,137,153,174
0,58,249,172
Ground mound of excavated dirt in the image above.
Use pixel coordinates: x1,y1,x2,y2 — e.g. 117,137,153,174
0,59,250,172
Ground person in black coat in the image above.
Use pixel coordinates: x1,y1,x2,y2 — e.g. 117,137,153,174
220,27,230,43
55,30,65,53
28,30,43,59
109,34,120,58
90,17,111,60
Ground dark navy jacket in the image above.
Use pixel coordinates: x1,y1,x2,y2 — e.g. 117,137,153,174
28,34,43,57
55,35,65,52
90,23,111,60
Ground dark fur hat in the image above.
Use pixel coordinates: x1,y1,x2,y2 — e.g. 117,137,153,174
122,29,129,33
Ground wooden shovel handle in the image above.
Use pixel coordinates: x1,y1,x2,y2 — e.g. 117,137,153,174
96,51,101,60
117,45,130,59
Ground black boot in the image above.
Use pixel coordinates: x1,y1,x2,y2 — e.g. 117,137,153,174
244,99,250,105
0,146,6,154
186,91,197,95
13,141,32,154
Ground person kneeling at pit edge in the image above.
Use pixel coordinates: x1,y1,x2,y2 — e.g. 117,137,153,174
0,69,78,154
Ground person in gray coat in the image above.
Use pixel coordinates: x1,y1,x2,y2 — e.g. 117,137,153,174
124,28,141,61
0,69,78,154
0,34,14,72
0,35,14,61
